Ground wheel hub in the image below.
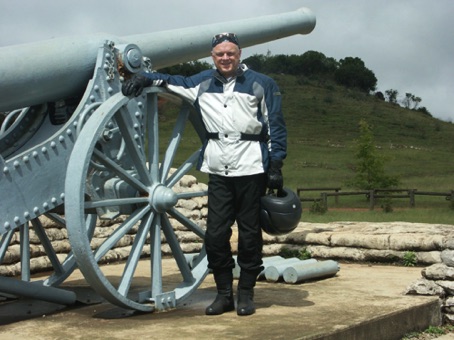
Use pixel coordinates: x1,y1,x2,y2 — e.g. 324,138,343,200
150,184,178,213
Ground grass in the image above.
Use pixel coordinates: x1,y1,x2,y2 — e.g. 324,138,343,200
402,325,454,339
157,74,454,225
301,206,454,224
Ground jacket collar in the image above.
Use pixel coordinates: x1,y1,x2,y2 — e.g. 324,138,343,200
214,63,248,84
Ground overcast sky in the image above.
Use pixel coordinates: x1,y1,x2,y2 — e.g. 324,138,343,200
1,0,453,121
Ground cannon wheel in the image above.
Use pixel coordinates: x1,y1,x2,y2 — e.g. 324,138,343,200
0,213,96,291
65,88,208,312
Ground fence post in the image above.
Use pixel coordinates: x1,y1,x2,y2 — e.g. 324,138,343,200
409,189,415,208
369,190,375,210
321,192,328,211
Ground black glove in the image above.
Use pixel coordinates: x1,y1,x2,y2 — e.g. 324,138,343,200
122,74,152,97
267,159,284,190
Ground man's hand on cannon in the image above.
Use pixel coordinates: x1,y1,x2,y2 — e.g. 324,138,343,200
122,74,163,97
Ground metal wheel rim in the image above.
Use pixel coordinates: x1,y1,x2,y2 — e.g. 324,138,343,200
65,88,208,312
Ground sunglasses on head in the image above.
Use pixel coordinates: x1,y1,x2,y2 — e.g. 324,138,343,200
211,33,240,48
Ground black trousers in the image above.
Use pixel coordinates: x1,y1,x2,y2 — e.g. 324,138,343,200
205,173,266,274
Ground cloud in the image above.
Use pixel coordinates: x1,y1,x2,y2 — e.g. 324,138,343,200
0,0,452,120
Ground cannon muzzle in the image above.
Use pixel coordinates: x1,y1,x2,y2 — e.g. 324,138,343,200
0,7,315,112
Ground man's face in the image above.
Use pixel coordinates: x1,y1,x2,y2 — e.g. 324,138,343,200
211,41,242,78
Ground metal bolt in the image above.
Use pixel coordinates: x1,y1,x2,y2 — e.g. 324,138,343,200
103,130,113,141
126,48,142,68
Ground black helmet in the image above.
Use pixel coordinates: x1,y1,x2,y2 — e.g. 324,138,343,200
260,188,302,236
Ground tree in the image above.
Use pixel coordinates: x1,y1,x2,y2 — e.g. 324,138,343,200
297,50,337,76
402,92,422,110
242,54,268,72
385,89,399,103
334,57,377,92
349,119,399,190
158,60,212,76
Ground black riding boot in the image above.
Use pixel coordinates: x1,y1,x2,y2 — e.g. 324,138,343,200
237,288,255,316
205,270,234,315
237,269,260,316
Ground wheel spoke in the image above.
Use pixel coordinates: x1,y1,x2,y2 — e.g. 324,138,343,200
160,104,190,183
19,223,31,281
161,214,193,283
165,150,200,188
150,214,163,299
93,206,151,262
92,148,149,193
44,212,66,227
177,190,208,200
0,229,14,264
118,211,154,296
114,107,151,186
31,218,64,276
168,207,206,239
84,197,148,209
146,92,160,183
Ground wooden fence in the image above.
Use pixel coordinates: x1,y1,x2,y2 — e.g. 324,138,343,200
296,187,454,211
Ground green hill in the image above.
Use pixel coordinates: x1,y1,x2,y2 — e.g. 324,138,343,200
275,74,454,193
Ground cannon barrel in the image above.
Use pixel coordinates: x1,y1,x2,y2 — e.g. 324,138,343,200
0,7,315,112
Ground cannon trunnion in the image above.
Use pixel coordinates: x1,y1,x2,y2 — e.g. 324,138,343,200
0,8,315,312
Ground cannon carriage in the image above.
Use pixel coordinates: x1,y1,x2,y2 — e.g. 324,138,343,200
0,8,315,312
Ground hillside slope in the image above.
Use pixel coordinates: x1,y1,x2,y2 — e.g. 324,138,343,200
274,74,454,191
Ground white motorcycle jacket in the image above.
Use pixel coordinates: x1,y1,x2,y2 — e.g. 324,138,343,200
144,64,287,177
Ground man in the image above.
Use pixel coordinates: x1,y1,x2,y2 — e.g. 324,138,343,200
122,33,287,316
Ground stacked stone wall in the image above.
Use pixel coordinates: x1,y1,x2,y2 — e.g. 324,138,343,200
2,175,454,280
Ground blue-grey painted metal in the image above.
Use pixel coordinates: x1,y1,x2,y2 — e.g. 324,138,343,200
0,7,315,112
0,7,316,311
0,276,76,305
283,260,340,284
63,87,209,312
265,258,317,282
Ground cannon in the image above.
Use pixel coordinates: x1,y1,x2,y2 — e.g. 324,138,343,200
0,8,316,312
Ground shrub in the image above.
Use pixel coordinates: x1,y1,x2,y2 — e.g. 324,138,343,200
403,251,417,267
309,200,327,214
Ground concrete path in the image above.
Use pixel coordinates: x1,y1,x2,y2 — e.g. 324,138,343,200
0,259,445,340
